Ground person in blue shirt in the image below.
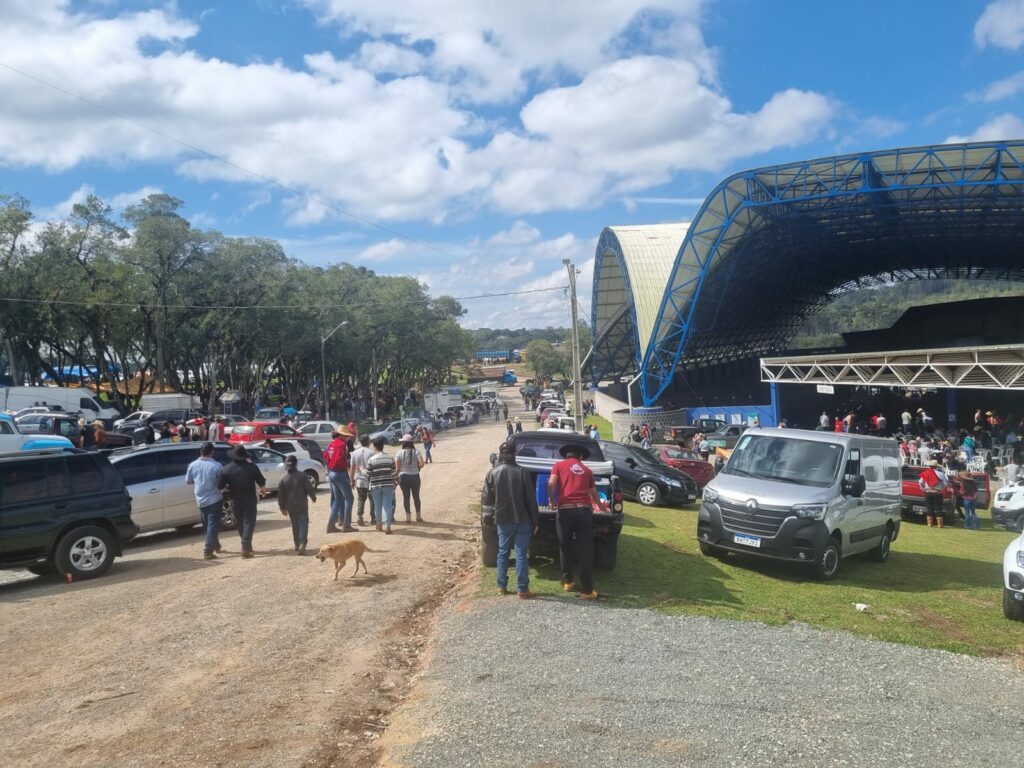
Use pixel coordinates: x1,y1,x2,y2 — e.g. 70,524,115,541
186,442,224,560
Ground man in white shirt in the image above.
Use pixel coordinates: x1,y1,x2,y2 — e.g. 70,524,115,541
349,434,376,526
1004,460,1020,487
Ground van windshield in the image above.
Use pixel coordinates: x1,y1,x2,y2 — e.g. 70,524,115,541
723,434,843,488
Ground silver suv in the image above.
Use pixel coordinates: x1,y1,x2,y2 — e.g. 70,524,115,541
109,443,323,533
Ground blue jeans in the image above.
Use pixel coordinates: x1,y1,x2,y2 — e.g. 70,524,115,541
199,501,222,555
496,522,532,593
371,485,395,527
963,498,979,529
288,511,309,548
328,470,354,528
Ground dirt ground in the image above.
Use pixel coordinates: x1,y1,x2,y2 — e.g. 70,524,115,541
0,403,515,768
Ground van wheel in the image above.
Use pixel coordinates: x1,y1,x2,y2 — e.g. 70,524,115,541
813,537,842,581
221,499,238,530
594,537,618,570
54,526,115,580
481,533,498,567
1004,588,1024,621
636,482,661,507
868,528,892,563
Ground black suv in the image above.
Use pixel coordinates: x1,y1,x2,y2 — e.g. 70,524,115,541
598,440,699,507
0,449,137,579
481,430,624,569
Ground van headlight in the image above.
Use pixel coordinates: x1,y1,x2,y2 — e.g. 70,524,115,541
793,504,827,520
703,487,719,504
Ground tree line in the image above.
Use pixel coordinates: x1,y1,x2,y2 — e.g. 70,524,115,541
0,192,475,415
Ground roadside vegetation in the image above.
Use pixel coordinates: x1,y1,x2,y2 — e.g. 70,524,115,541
483,500,1022,658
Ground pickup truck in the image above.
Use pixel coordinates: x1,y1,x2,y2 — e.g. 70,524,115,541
0,413,75,452
668,418,727,447
20,414,133,448
481,429,624,569
899,466,990,523
705,424,748,450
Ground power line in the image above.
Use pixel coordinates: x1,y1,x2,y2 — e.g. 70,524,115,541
0,285,569,311
0,61,463,262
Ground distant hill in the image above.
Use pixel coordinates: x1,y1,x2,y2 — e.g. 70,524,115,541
791,280,1024,348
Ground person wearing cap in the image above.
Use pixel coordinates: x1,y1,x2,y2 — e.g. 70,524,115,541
918,459,948,528
396,433,426,523
278,455,317,554
547,444,608,600
323,426,356,534
218,445,268,557
483,441,539,599
187,442,225,559
350,434,376,526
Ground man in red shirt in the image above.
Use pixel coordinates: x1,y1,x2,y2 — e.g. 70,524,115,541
547,444,608,600
324,426,355,533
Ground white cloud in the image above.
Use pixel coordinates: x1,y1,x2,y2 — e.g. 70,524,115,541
108,186,163,210
36,183,95,221
0,1,833,227
355,238,407,262
486,220,541,246
945,113,1024,143
972,70,1024,102
974,0,1024,49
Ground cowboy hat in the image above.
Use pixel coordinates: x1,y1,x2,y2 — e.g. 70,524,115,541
230,445,250,461
333,426,353,438
927,459,939,467
559,443,591,460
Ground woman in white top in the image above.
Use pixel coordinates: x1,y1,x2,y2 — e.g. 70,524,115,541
396,434,425,522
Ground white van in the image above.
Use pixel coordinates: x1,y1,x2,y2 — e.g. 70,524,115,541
0,386,120,422
697,428,901,580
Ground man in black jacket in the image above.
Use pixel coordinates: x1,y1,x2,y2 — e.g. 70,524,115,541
218,445,267,558
278,455,316,554
482,441,539,598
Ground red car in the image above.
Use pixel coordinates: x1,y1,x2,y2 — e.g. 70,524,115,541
228,421,301,444
650,444,716,488
899,466,991,522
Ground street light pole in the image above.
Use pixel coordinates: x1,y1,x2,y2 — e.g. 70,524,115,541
563,258,585,433
320,320,349,423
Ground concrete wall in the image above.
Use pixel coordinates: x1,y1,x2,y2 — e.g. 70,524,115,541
591,390,689,441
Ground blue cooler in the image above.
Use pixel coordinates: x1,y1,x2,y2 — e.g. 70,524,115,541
536,473,551,507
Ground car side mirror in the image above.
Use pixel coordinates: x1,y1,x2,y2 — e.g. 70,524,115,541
843,474,866,498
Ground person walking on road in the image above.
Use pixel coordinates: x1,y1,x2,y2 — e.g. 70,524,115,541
350,434,376,526
278,455,317,554
324,427,356,533
367,438,398,534
501,402,509,420
547,444,608,600
186,441,224,560
396,434,425,522
494,405,501,422
218,445,268,557
483,441,539,599
506,418,514,438
421,426,434,464
514,416,523,433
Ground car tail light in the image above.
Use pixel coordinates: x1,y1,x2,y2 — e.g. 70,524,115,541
613,491,623,513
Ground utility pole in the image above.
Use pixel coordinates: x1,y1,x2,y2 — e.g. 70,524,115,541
320,320,349,423
563,258,585,432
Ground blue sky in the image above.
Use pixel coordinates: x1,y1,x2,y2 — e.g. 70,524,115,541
2,0,1023,327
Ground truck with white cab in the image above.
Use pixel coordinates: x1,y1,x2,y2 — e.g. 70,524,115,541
0,386,119,422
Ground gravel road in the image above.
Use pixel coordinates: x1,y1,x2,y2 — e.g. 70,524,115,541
0,407,510,768
379,598,1024,768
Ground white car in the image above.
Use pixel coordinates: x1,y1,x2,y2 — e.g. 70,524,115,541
114,410,152,429
109,443,323,534
991,482,1024,531
249,437,325,467
1003,531,1024,621
218,414,249,436
297,420,341,448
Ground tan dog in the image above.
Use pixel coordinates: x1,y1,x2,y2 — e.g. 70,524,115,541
316,539,374,580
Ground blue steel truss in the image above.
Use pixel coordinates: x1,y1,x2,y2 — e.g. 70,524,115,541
633,140,1024,406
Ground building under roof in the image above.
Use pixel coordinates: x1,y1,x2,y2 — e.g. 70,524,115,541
588,140,1024,407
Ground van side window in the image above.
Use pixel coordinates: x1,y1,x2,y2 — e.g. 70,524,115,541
80,398,99,412
0,421,13,434
1,463,48,504
844,449,861,477
882,452,901,482
862,463,879,482
68,456,105,494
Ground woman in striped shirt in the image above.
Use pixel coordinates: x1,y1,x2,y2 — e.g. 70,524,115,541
367,437,398,534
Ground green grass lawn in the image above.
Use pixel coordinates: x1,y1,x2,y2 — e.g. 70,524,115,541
585,413,613,440
482,501,1023,657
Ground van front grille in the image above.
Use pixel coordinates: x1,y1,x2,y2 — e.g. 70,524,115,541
718,499,791,537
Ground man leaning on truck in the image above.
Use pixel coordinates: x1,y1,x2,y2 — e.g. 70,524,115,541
548,444,608,600
482,441,539,599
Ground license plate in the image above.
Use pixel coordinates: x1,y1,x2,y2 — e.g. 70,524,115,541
913,506,926,513
687,494,697,501
733,533,761,548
